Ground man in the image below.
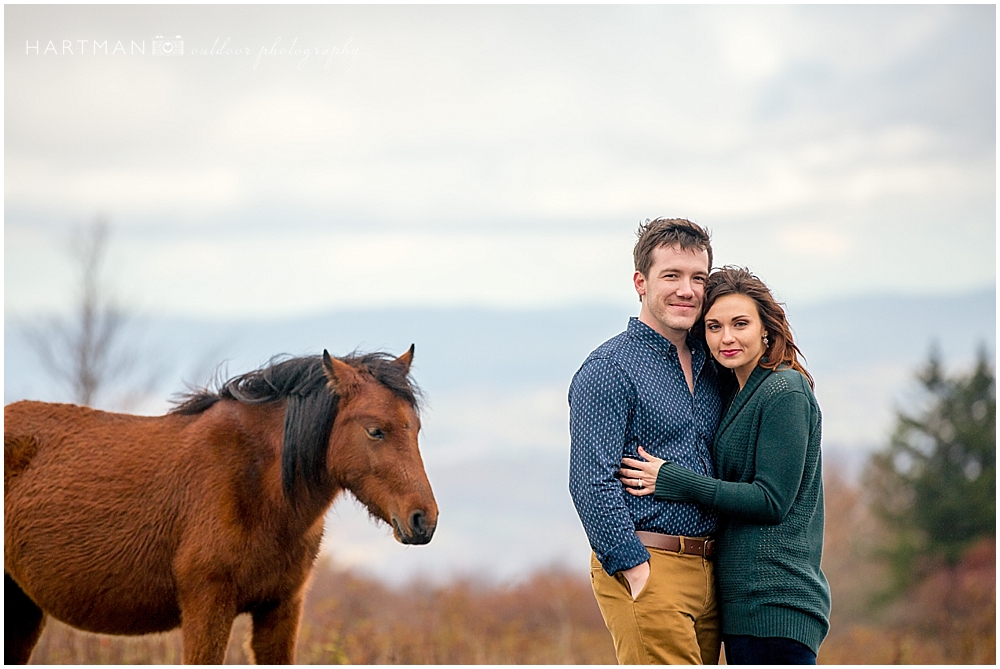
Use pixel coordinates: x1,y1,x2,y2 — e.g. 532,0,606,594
569,218,722,664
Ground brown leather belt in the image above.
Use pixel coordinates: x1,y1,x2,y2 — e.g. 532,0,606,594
636,531,715,559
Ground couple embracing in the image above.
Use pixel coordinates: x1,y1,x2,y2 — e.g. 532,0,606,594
569,219,830,665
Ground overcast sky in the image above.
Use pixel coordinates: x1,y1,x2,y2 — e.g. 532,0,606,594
5,4,995,319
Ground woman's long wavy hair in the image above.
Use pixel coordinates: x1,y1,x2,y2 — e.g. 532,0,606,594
700,266,814,388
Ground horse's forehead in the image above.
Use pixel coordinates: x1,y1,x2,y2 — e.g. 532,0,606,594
342,379,415,421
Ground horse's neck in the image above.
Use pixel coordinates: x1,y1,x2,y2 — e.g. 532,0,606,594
228,401,337,530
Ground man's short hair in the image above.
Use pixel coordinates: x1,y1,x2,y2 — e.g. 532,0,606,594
633,218,713,277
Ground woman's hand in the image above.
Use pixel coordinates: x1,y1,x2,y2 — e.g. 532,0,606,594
619,446,665,497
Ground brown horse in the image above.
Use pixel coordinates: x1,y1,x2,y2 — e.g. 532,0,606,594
5,347,437,664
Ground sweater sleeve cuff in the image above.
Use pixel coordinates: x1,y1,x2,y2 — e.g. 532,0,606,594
597,535,651,576
654,462,720,506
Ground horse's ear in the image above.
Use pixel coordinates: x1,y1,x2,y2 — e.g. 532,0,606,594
393,344,415,374
323,350,360,395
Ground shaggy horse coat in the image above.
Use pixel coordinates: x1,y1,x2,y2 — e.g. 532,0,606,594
5,348,437,664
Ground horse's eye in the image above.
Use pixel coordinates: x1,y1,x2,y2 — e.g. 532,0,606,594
366,427,386,440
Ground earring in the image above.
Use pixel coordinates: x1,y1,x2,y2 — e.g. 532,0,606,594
763,334,770,346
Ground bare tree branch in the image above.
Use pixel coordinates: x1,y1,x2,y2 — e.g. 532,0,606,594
23,217,160,408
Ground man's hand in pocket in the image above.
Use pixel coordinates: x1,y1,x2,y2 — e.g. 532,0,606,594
621,561,650,599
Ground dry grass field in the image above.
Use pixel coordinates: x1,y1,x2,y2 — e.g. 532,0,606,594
25,468,995,664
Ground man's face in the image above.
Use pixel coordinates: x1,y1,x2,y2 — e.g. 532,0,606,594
633,244,710,338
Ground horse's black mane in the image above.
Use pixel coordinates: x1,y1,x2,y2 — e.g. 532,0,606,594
170,352,420,501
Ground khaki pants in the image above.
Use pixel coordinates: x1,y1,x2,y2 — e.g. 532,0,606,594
590,547,720,665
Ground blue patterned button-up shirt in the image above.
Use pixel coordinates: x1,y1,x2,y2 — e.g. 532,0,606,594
569,317,722,575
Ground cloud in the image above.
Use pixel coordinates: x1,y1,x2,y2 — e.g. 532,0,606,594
4,230,632,317
4,5,994,316
707,5,795,83
218,94,354,146
779,226,851,260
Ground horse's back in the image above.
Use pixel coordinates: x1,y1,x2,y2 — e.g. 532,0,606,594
5,400,181,489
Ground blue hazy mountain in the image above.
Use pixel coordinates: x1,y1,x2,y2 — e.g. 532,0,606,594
4,287,994,583
7,288,993,405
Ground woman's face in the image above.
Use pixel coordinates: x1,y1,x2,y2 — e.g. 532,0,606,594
704,293,768,382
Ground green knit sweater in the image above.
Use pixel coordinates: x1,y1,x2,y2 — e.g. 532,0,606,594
655,364,831,654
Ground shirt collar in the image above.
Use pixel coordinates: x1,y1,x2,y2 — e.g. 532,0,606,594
627,317,705,360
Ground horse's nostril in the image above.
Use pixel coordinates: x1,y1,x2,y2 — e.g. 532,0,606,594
409,510,426,534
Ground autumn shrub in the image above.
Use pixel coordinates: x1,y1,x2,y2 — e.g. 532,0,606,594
818,538,995,664
25,462,995,664
27,565,616,665
291,565,616,664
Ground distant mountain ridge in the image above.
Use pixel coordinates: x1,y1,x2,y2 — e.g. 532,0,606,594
4,288,994,583
6,287,994,408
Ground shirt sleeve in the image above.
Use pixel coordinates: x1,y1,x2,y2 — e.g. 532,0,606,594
653,390,811,525
569,357,650,574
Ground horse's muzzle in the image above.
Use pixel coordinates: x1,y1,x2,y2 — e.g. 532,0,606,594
392,509,435,545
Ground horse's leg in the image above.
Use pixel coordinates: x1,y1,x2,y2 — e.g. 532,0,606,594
178,586,237,664
5,572,47,664
248,595,304,664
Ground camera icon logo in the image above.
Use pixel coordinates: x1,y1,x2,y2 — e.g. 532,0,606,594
152,35,184,57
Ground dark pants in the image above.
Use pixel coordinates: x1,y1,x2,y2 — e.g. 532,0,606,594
724,634,817,665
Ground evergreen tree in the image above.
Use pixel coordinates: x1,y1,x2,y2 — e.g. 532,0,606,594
864,344,995,597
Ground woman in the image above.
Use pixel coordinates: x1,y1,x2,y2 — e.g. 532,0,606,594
620,266,830,665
